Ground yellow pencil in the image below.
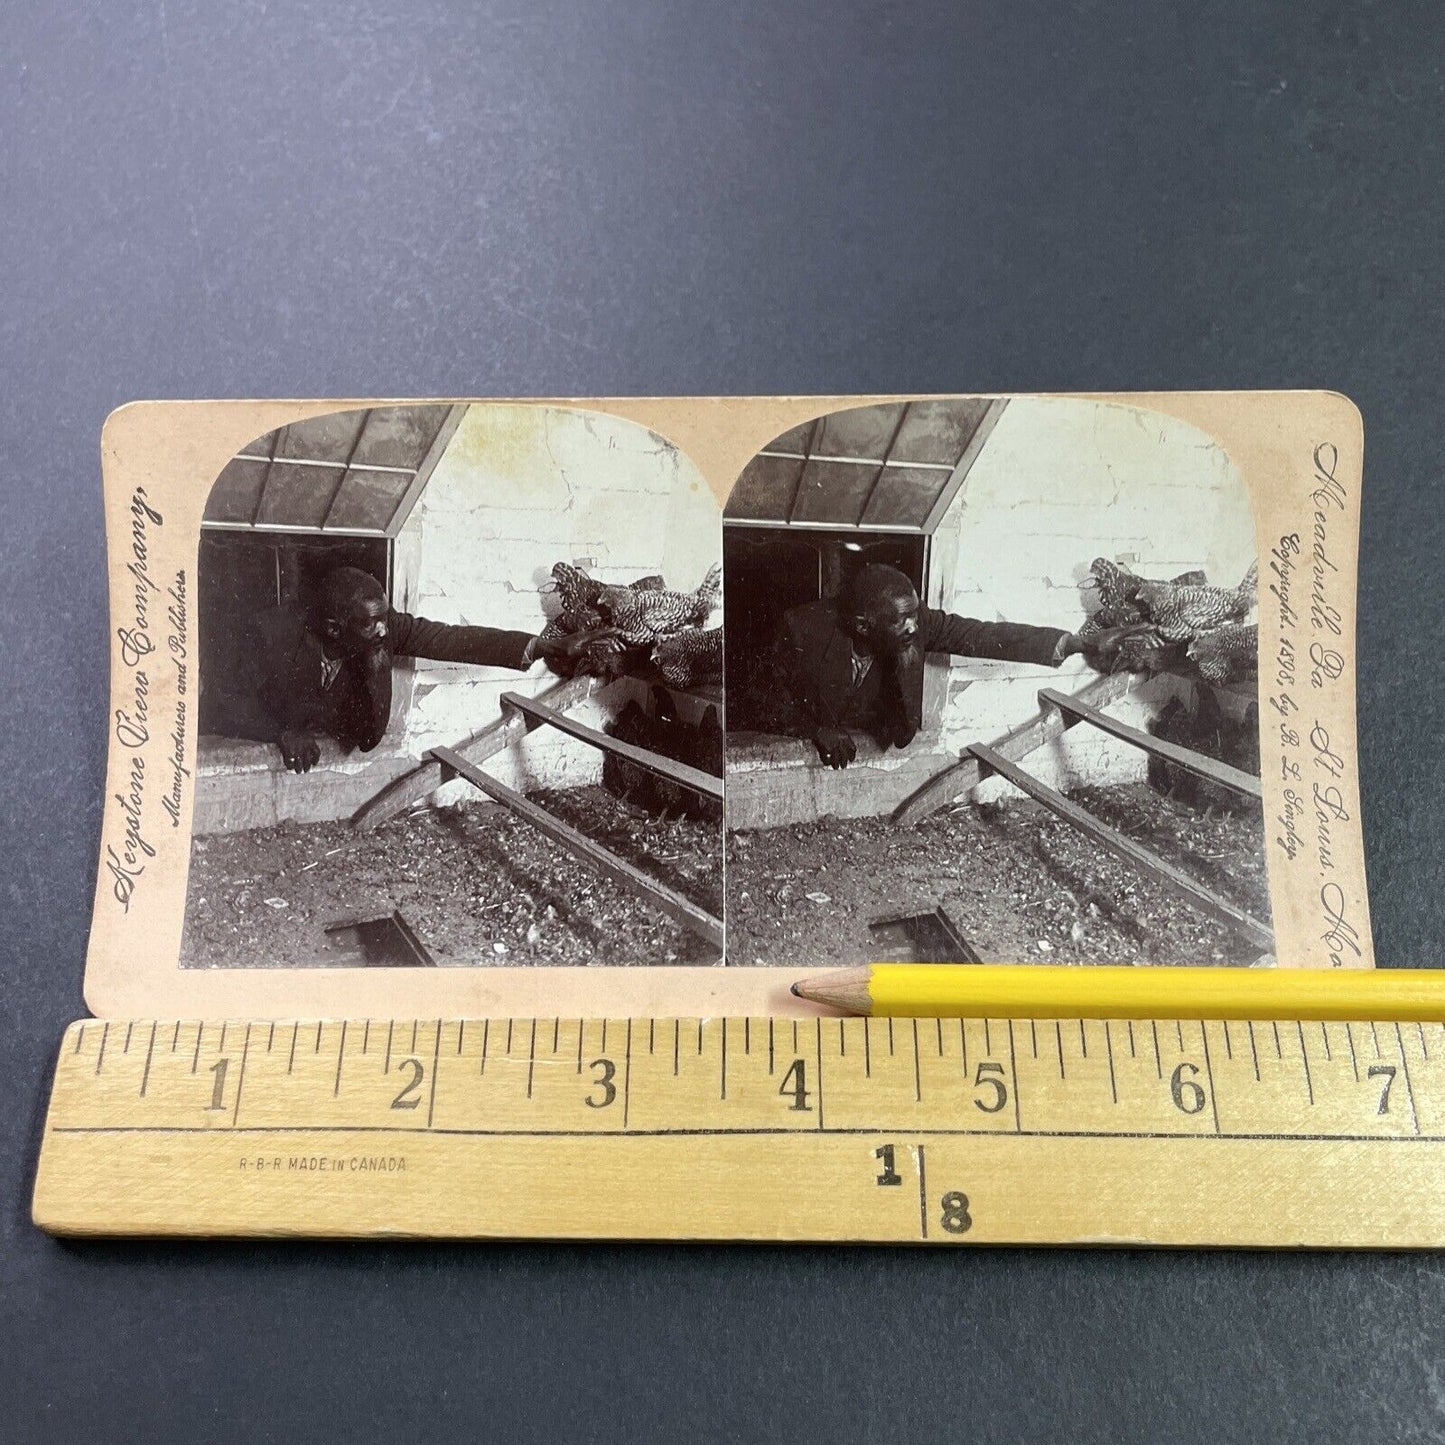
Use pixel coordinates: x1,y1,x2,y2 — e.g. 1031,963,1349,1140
791,964,1445,1021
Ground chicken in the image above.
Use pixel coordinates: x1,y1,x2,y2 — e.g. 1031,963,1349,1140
539,563,672,677
1133,562,1258,641
651,627,723,690
1080,560,1207,637
1187,622,1259,685
601,687,722,823
593,564,721,645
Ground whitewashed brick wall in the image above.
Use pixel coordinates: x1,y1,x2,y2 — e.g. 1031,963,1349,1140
395,403,720,801
927,397,1257,800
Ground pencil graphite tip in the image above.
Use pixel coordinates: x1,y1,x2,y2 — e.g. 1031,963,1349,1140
791,967,873,1014
789,982,801,997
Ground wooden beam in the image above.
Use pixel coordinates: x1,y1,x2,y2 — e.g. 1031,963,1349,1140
1038,687,1263,801
428,744,723,949
349,673,603,832
968,743,1274,952
892,670,1134,826
501,692,722,801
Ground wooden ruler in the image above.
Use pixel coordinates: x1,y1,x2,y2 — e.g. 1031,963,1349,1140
32,1015,1445,1245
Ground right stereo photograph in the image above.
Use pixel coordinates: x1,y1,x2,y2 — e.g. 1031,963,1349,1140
721,395,1267,969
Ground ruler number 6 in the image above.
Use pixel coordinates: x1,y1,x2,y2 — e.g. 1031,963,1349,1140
1368,1064,1396,1115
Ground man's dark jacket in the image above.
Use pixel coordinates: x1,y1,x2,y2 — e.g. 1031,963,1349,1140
758,599,1069,743
206,606,536,751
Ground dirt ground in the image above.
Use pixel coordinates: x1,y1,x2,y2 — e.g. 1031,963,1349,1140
181,786,723,968
725,783,1272,967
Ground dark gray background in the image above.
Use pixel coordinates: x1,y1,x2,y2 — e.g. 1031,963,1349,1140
3,3,1443,1440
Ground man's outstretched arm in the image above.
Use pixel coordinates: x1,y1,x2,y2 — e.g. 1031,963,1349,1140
918,608,1128,670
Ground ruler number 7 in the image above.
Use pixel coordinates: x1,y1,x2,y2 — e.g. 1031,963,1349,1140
1368,1064,1396,1115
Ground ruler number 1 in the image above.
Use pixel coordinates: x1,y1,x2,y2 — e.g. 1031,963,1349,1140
207,1057,229,1111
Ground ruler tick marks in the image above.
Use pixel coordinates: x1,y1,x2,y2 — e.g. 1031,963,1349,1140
230,1025,251,1126
622,1020,633,1129
551,1018,559,1055
1319,1022,1331,1061
425,1021,442,1129
887,1019,895,1057
1271,1022,1282,1060
482,1019,491,1076
791,1020,799,1055
123,1023,133,1054
314,1021,323,1054
1199,1022,1222,1135
1395,1024,1423,1137
1029,1020,1038,1059
172,1022,181,1052
74,1025,85,1055
696,1018,703,1056
266,1023,275,1052
743,1019,750,1055
863,1019,871,1078
1418,1023,1429,1061
1370,1022,1382,1058
934,1019,943,1056
334,1023,347,1096
1247,1022,1260,1082
984,1019,992,1054
192,1024,204,1075
458,1021,466,1056
1346,1023,1359,1082
1104,1021,1117,1105
1223,1020,1233,1059
676,1020,682,1077
720,1020,727,1101
1056,1022,1066,1080
288,1024,299,1075
507,1019,515,1055
527,1019,537,1099
362,1020,370,1055
602,1018,610,1054
814,1018,825,1131
839,1018,846,1057
1151,1022,1162,1080
410,1020,418,1053
1297,1023,1314,1105
649,1019,656,1055
917,1144,929,1240
576,1020,584,1075
911,1020,921,1103
219,1023,227,1052
1127,1020,1136,1059
1008,1020,1023,1132
139,1025,157,1098
1078,1020,1088,1060
1175,1021,1184,1052
384,1022,394,1074
960,1019,968,1077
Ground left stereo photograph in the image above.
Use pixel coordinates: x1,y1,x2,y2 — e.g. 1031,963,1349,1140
182,403,724,968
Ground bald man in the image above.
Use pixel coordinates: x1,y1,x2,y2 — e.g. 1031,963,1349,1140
756,564,1129,769
209,566,613,773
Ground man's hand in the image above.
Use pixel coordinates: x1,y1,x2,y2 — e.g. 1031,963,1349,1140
813,726,857,770
278,729,321,774
530,626,623,666
1065,625,1141,674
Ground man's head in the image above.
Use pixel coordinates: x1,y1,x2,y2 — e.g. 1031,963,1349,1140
839,564,920,659
318,566,389,656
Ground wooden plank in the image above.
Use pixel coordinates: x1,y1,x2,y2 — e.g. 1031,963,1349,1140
349,673,603,832
1038,687,1263,801
892,670,1134,826
428,744,724,949
968,743,1274,952
501,692,722,801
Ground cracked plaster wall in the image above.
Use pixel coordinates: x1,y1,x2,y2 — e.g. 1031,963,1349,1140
927,397,1256,798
